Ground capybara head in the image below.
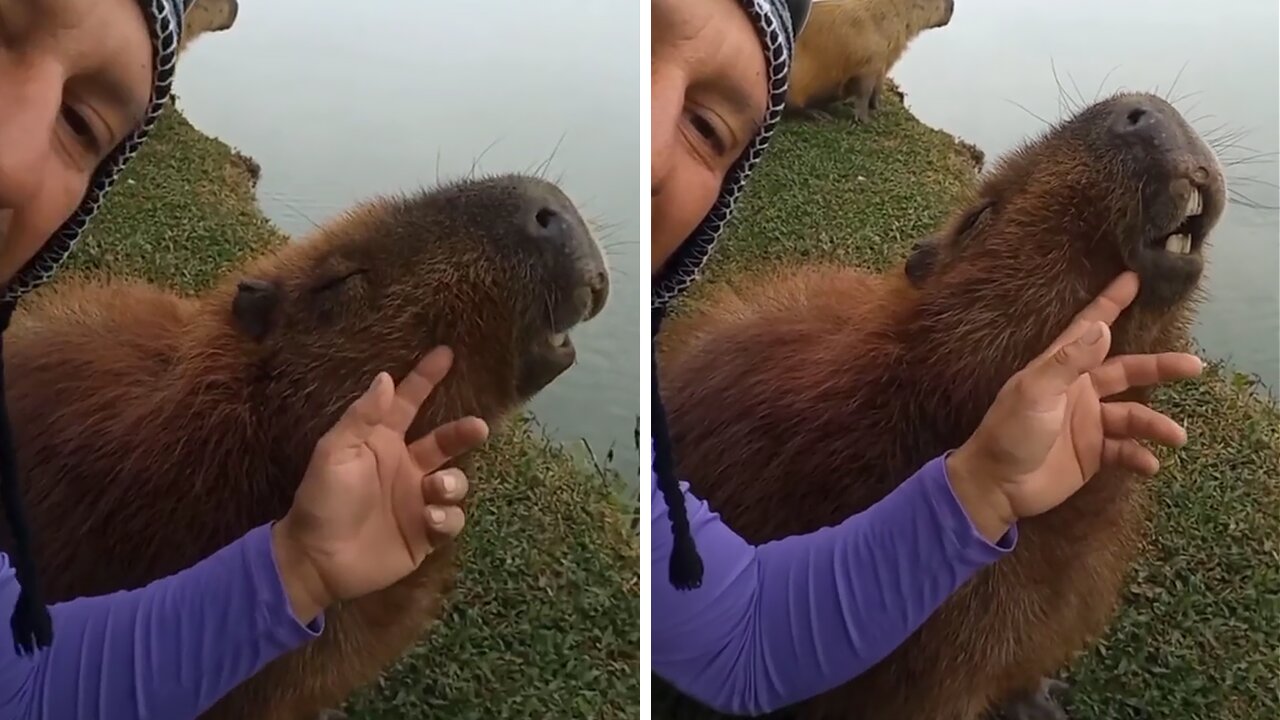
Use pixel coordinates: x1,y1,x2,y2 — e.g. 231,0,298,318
214,173,608,437
904,91,1225,351
182,0,239,41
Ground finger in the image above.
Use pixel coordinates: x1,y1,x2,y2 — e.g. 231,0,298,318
385,347,455,435
1101,438,1160,476
409,416,490,472
423,468,470,505
425,505,466,542
1017,321,1112,409
320,372,394,454
1101,402,1188,448
1089,352,1204,398
1040,272,1139,359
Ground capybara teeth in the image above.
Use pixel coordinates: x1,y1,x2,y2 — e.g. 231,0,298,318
1164,233,1192,254
550,332,569,347
1186,189,1203,217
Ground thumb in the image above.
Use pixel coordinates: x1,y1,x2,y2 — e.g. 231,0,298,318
1019,321,1111,409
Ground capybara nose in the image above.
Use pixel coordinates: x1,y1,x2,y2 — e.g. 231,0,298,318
1109,97,1176,144
519,181,611,320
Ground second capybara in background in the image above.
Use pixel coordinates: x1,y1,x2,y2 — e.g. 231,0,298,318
180,0,239,53
786,0,954,122
657,91,1224,720
0,175,609,719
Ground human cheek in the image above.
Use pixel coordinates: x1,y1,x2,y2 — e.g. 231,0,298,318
651,160,722,273
0,174,84,284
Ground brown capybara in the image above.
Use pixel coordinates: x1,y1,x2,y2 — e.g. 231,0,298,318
786,0,954,122
0,174,609,719
656,90,1225,720
180,0,239,53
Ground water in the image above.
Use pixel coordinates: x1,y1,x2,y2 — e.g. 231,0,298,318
891,0,1280,397
171,0,643,484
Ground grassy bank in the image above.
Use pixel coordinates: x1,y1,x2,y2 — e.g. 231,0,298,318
60,101,640,719
657,86,1280,719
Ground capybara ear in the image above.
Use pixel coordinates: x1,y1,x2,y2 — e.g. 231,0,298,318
231,278,282,342
904,235,940,287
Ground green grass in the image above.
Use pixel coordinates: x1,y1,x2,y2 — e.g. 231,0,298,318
57,100,640,719
658,86,1280,719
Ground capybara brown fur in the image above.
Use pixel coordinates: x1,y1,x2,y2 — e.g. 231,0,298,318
0,174,609,719
656,91,1225,720
786,0,954,122
180,0,239,54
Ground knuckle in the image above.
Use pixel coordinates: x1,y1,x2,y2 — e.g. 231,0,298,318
1052,343,1075,366
1007,370,1034,400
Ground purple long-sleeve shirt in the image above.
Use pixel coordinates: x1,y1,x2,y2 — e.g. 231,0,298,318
651,449,1018,716
0,523,323,719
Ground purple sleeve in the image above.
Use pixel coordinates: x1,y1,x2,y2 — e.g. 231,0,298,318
651,448,1017,715
0,523,323,719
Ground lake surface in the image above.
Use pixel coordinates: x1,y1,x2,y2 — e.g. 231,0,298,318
891,0,1280,397
172,0,643,484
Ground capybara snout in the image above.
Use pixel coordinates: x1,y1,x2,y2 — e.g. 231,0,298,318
933,0,955,28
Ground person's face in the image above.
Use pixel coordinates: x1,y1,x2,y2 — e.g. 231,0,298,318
651,0,767,275
0,0,153,287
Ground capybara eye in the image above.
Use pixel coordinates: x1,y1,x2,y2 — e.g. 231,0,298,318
310,268,368,295
954,200,994,239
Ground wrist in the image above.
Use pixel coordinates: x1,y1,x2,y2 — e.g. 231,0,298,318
945,445,1017,543
270,516,334,625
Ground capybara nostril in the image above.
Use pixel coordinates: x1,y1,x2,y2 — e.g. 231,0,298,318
529,204,565,238
1110,98,1166,139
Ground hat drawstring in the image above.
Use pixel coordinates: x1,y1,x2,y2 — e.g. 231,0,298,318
0,303,52,654
652,305,704,590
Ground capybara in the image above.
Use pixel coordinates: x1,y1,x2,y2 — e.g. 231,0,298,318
180,0,239,53
0,174,610,719
656,91,1225,720
786,0,954,122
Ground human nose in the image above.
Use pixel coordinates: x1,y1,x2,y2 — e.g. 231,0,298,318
0,52,63,210
650,65,682,198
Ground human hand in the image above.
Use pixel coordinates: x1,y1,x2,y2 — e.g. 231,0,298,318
271,346,490,623
946,271,1205,542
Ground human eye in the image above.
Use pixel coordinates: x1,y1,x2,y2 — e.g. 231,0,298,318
60,104,103,154
685,108,729,157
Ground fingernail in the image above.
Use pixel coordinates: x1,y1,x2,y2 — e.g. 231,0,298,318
439,472,456,494
429,507,446,525
1081,322,1104,345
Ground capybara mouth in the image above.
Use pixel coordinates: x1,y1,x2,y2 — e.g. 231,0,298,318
523,277,608,397
1098,92,1227,309
1137,175,1221,261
